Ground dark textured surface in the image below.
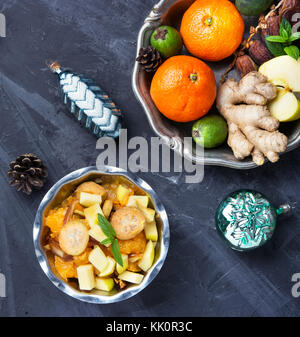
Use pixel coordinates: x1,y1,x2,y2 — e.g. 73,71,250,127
0,0,300,317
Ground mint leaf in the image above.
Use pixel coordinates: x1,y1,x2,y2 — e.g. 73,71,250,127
266,35,288,43
290,32,300,42
97,213,116,238
101,238,112,245
265,39,285,57
284,45,300,60
281,29,289,41
97,214,123,266
112,238,123,267
280,18,292,39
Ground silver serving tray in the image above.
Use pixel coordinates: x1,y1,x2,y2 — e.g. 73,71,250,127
33,166,170,304
132,0,300,169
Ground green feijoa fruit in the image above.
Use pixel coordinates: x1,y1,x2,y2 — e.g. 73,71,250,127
235,0,274,16
150,25,183,59
192,115,228,149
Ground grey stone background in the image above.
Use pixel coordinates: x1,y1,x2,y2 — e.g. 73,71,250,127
0,0,300,317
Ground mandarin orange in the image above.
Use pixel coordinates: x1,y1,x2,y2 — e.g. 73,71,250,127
54,256,77,280
180,0,244,62
150,55,216,122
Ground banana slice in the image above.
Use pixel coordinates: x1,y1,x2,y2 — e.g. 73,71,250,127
75,181,106,199
59,220,89,256
110,207,146,240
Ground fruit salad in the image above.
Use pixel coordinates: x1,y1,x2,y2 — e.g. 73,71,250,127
43,178,158,293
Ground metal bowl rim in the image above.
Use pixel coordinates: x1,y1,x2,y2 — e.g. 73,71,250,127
33,166,170,304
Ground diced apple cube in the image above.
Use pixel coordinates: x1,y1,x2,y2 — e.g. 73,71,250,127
145,221,158,242
95,277,114,292
128,255,141,263
88,246,108,272
74,209,85,217
140,207,155,223
88,225,110,246
116,254,128,274
117,185,130,205
118,271,144,284
99,256,116,277
126,196,137,207
77,264,95,290
80,192,102,207
126,195,149,208
84,203,104,228
102,199,113,218
138,240,155,272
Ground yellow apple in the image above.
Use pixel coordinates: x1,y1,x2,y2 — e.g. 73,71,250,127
126,195,149,208
95,277,114,292
138,240,155,272
84,204,110,246
80,192,102,207
145,221,158,242
269,88,300,122
88,226,110,247
118,271,144,284
259,55,300,92
102,199,113,218
88,246,108,272
77,264,95,290
84,203,104,228
140,207,155,223
74,209,85,217
99,256,116,277
117,185,130,205
116,254,128,274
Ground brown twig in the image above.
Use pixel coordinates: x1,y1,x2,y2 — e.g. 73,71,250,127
266,0,285,21
220,52,239,84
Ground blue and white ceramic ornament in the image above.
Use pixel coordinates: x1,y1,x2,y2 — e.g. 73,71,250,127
49,61,122,138
216,190,291,251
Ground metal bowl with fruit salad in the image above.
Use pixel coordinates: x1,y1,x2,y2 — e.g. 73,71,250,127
33,166,169,304
132,0,300,169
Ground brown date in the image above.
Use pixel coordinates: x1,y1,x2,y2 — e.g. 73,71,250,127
249,40,273,65
261,15,280,41
236,55,257,78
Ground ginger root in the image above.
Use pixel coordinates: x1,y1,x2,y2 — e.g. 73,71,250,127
216,71,288,165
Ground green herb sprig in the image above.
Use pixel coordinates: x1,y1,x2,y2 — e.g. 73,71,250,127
97,213,123,267
266,18,300,60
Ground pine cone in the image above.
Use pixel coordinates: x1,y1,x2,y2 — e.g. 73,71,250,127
7,154,48,195
136,46,162,72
